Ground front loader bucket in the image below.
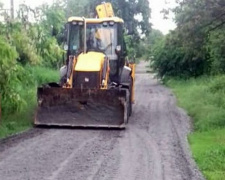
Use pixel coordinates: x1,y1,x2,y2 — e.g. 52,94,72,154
35,88,128,128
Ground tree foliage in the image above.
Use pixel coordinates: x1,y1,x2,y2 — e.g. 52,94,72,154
0,37,28,113
0,2,66,114
142,29,164,61
151,0,225,78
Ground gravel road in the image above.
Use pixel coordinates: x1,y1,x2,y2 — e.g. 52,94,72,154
0,61,204,180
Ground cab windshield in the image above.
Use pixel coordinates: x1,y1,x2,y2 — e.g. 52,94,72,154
86,22,117,56
67,23,84,55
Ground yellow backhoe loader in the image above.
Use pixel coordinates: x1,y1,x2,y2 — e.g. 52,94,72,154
34,2,135,128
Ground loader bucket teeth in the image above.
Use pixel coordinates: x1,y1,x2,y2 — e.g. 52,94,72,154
35,88,128,128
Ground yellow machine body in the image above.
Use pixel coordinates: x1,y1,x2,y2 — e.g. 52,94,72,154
75,52,105,72
129,63,136,103
96,2,114,18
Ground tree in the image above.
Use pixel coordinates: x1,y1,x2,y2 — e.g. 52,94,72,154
142,29,164,61
151,0,225,78
0,36,28,113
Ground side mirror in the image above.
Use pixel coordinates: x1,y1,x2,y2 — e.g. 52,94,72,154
115,45,121,55
64,44,68,51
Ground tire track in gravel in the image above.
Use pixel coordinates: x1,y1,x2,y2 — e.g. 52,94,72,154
0,129,101,180
0,61,205,180
52,131,122,180
128,62,204,180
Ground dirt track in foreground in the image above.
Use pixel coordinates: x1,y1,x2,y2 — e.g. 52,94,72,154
0,62,204,180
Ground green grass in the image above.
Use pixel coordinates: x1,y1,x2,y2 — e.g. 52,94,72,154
0,66,59,139
0,109,34,138
189,130,225,180
167,76,225,180
28,66,60,85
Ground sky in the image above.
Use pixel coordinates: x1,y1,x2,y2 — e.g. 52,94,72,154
2,0,177,34
150,0,177,34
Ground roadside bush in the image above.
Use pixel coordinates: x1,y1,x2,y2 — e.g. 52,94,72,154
0,64,59,138
151,31,211,79
38,36,64,69
0,36,28,114
28,66,60,85
12,30,42,65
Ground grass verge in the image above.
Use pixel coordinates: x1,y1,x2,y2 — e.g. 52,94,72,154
166,76,225,180
0,66,59,139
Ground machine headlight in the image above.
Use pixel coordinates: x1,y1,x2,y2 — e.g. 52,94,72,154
102,22,108,27
109,21,115,26
72,21,77,25
78,22,84,26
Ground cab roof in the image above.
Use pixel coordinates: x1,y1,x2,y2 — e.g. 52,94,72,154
68,16,124,23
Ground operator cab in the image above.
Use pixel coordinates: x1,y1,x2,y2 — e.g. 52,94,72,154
64,17,127,83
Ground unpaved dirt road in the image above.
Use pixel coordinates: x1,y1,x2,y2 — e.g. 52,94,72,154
0,62,204,180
